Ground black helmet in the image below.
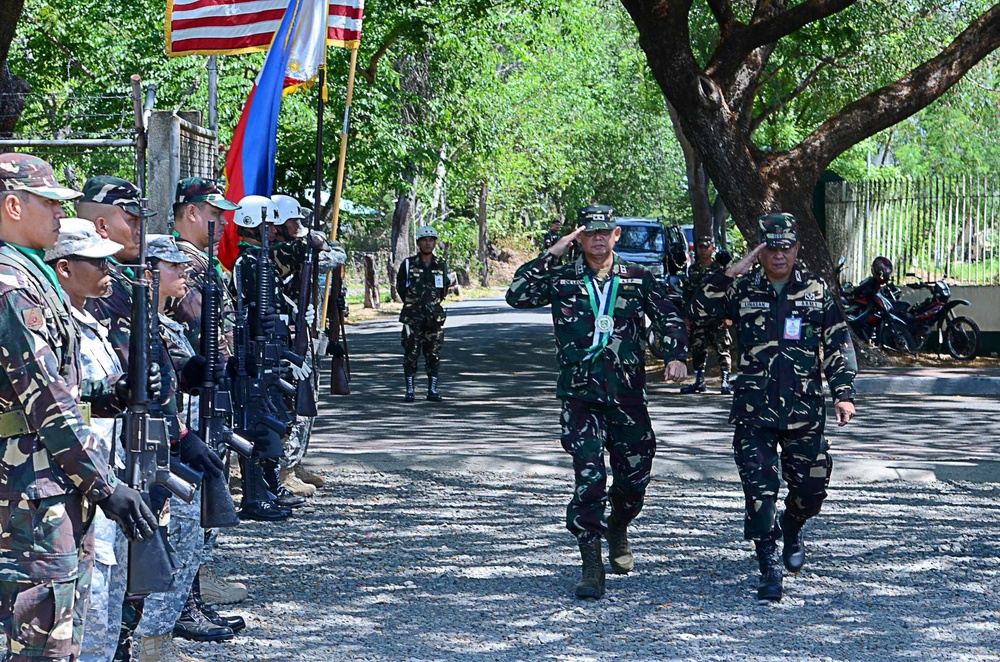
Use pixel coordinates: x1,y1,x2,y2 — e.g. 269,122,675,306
871,256,893,284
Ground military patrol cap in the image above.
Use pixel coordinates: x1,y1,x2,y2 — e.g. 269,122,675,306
44,217,124,261
578,205,616,231
80,175,155,217
0,153,82,201
697,235,715,247
175,177,240,210
146,234,193,264
759,213,798,248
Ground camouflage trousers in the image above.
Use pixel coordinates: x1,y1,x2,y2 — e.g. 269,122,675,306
0,494,96,661
78,510,128,662
401,317,445,377
137,489,203,638
280,415,315,471
732,421,833,542
688,320,732,373
559,398,656,543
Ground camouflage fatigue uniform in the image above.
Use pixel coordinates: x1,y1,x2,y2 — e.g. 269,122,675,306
165,238,235,362
542,229,562,250
74,307,129,662
506,252,687,542
0,243,119,661
137,316,203,640
689,265,856,541
681,261,732,373
396,254,448,378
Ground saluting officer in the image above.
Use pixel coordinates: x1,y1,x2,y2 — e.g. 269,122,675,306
0,154,155,661
506,204,688,600
396,225,449,402
689,213,857,604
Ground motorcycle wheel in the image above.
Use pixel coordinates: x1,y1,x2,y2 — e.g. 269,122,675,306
878,320,918,356
945,317,980,360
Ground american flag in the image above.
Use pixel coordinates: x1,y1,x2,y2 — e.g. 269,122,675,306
167,0,365,56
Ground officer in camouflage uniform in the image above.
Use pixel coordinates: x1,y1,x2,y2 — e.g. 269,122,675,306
541,220,562,251
0,154,156,661
689,213,857,604
680,235,733,395
396,225,449,402
506,204,688,600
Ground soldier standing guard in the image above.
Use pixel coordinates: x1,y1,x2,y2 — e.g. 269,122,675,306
689,213,857,604
396,225,449,402
0,154,156,661
680,235,733,394
506,204,688,600
541,220,562,251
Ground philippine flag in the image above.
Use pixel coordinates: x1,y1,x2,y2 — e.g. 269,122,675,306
220,0,327,269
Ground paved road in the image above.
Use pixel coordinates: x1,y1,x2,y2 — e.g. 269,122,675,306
308,297,1000,484
181,297,1000,661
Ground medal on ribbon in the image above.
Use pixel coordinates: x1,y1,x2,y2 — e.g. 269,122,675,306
582,273,620,362
595,314,614,333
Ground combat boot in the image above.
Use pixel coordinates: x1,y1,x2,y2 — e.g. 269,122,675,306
426,375,443,402
192,573,246,634
138,633,208,662
780,511,806,574
606,514,634,574
172,590,235,642
404,375,416,402
280,467,317,497
198,566,248,605
261,459,307,508
575,539,606,600
680,370,707,394
720,371,733,395
755,540,783,604
239,458,291,522
295,464,326,487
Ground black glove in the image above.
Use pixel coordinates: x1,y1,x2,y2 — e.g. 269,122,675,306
179,355,208,394
114,363,162,403
260,307,279,334
96,483,157,542
178,429,225,478
715,249,733,267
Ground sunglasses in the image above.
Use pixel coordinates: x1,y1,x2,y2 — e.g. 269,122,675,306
65,256,111,269
582,229,613,237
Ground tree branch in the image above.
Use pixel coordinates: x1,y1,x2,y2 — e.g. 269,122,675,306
358,21,407,85
745,0,859,47
783,4,1000,180
706,0,737,35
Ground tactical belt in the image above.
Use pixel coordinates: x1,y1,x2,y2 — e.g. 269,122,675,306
0,404,90,439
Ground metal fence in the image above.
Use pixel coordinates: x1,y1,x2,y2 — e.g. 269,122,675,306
826,176,1000,286
0,92,139,186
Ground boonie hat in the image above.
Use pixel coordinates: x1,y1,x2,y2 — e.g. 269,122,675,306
416,226,438,240
175,177,240,211
578,205,616,231
759,213,798,248
80,175,155,217
0,153,81,201
44,217,124,262
147,234,193,264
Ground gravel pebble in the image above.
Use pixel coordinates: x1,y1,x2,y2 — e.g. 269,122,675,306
176,469,1000,661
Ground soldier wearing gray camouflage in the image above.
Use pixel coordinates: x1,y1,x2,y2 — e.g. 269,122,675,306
689,212,857,604
396,225,449,402
0,154,155,661
506,204,688,600
680,236,733,394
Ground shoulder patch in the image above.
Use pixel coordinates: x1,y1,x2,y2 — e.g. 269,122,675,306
22,306,45,330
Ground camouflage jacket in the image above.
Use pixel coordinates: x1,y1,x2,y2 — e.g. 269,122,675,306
542,230,562,250
159,313,198,434
396,254,448,325
0,242,118,502
689,265,857,429
506,252,687,406
165,238,235,361
682,260,725,307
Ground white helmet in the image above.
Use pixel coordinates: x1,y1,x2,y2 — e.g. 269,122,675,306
270,194,303,226
233,195,279,228
416,225,438,240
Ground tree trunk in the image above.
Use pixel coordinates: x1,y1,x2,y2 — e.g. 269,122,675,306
0,0,29,138
428,143,448,225
477,180,489,287
363,254,380,309
388,169,416,302
667,101,713,243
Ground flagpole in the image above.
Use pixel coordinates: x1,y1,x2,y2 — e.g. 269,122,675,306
319,45,359,326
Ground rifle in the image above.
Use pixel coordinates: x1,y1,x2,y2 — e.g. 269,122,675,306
292,229,318,416
125,209,201,595
198,217,250,529
326,265,350,395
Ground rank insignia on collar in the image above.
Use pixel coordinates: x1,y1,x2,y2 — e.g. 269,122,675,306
23,307,45,331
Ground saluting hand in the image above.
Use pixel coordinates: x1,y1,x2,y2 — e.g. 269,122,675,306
547,226,586,258
725,243,766,278
665,360,687,383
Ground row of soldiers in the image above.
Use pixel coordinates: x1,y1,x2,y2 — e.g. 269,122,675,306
0,153,342,662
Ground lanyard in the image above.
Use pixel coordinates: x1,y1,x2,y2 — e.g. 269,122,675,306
583,273,620,361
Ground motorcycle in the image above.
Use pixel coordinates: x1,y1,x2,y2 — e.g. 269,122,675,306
836,258,917,356
892,278,980,360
